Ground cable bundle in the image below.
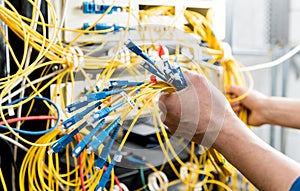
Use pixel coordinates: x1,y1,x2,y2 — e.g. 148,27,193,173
3,1,299,191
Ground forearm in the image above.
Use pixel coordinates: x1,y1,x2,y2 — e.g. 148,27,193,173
214,113,300,191
264,97,300,129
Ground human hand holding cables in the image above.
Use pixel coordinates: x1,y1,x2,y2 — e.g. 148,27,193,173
158,71,300,191
228,85,300,129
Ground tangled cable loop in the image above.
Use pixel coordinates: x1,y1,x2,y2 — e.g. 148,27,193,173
148,171,169,191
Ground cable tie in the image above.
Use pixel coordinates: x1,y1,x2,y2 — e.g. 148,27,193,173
120,92,135,109
69,47,80,72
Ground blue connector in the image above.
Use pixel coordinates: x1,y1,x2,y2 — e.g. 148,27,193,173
81,89,123,102
65,100,89,113
62,101,101,129
124,39,167,81
82,2,121,14
72,119,106,157
89,102,125,124
94,123,121,169
95,23,113,31
124,39,155,65
95,151,121,191
87,117,122,153
82,2,95,14
107,80,144,90
95,5,121,14
50,121,87,154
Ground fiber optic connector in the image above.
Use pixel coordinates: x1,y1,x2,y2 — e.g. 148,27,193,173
124,39,155,65
82,2,121,14
88,102,125,124
95,151,121,191
87,117,121,153
94,123,121,169
124,39,167,81
80,89,123,102
107,80,144,90
82,1,95,13
72,119,106,157
50,121,87,154
95,5,121,14
65,100,89,113
62,101,101,129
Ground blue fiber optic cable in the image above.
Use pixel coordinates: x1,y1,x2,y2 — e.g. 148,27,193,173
50,121,88,153
0,96,60,135
87,117,121,153
94,123,121,169
62,101,101,129
72,119,106,157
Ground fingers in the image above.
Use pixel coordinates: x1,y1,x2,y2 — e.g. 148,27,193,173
227,85,247,97
227,85,251,107
159,92,180,134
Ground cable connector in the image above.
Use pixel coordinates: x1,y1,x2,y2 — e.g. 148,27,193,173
87,117,122,153
62,101,101,129
107,80,143,90
88,102,125,124
80,89,123,102
124,39,167,81
65,100,89,113
49,121,87,154
124,39,155,65
72,119,106,157
82,2,121,14
94,123,122,169
95,151,121,191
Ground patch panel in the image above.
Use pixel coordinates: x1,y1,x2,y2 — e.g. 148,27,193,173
50,0,225,43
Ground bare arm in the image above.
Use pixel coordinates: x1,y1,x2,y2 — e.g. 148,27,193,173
159,71,300,191
215,112,300,191
229,86,300,129
264,97,300,129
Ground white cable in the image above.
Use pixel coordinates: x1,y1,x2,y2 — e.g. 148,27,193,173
0,133,29,152
239,43,300,72
1,69,64,104
1,57,47,104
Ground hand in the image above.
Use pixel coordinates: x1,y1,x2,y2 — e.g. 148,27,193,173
159,71,233,146
227,86,268,126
